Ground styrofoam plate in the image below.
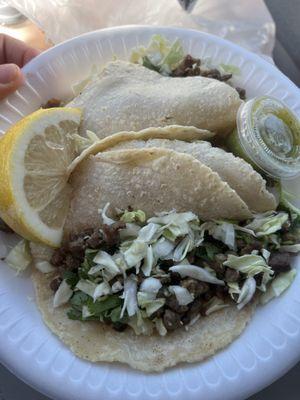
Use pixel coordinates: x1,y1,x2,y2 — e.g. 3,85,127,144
0,26,299,400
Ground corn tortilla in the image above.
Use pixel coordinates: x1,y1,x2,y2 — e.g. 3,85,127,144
104,138,276,213
65,148,251,236
67,61,242,138
31,266,255,372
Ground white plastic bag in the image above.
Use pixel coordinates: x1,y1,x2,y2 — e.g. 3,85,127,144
8,0,275,55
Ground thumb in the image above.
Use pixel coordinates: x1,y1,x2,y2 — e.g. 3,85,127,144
0,64,24,100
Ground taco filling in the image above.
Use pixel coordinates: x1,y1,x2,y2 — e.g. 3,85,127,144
49,203,299,336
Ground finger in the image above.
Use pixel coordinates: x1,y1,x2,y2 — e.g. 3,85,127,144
0,34,41,67
22,47,41,65
0,64,24,100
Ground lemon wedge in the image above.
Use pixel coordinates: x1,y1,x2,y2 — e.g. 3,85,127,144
0,107,82,247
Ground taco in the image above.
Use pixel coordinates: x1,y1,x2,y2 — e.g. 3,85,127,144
97,137,276,213
28,146,299,371
67,61,242,138
29,147,254,371
64,148,251,235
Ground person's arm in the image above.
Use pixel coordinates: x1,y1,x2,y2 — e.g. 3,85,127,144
0,34,40,100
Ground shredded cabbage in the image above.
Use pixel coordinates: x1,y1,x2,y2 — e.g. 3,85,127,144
170,264,224,285
237,277,256,309
141,245,154,276
169,285,194,305
82,305,93,319
269,234,281,248
155,318,167,336
120,275,138,317
140,277,162,294
159,39,184,75
5,240,32,273
137,222,161,243
219,63,241,75
76,280,97,298
119,223,141,240
143,298,165,317
137,291,155,306
99,203,115,226
173,236,195,262
245,211,289,237
118,210,205,276
202,221,236,249
130,34,184,75
53,280,73,308
205,296,229,315
261,248,271,261
152,237,175,261
111,281,123,293
123,240,148,269
227,281,241,300
35,260,55,273
149,210,199,240
260,269,296,305
93,281,111,301
224,254,273,291
121,210,146,223
92,250,120,278
137,277,163,315
280,244,300,253
128,310,153,335
279,186,300,217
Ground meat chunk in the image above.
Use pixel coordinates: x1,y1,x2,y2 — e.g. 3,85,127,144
50,276,62,292
224,268,240,282
86,231,103,249
166,294,189,314
50,248,66,267
65,253,81,270
269,252,291,273
236,87,246,100
170,271,181,285
181,278,209,297
67,237,85,258
181,298,203,324
102,221,125,249
163,309,182,331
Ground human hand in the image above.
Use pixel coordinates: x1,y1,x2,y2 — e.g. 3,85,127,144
0,34,40,100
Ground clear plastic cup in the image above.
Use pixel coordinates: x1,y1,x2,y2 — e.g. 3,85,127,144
226,96,300,179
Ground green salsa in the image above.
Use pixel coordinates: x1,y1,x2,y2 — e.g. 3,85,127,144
227,96,300,179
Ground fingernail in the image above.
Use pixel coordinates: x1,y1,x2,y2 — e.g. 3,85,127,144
0,64,19,84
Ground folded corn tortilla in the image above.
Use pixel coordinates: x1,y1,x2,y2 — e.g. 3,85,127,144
65,148,251,236
69,125,214,172
67,61,242,138
103,138,276,213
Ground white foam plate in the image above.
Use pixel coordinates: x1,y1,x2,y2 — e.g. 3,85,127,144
0,26,299,400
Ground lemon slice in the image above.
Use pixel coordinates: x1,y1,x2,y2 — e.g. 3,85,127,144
0,107,82,247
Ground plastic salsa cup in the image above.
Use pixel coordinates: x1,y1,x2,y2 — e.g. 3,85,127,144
226,96,300,179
